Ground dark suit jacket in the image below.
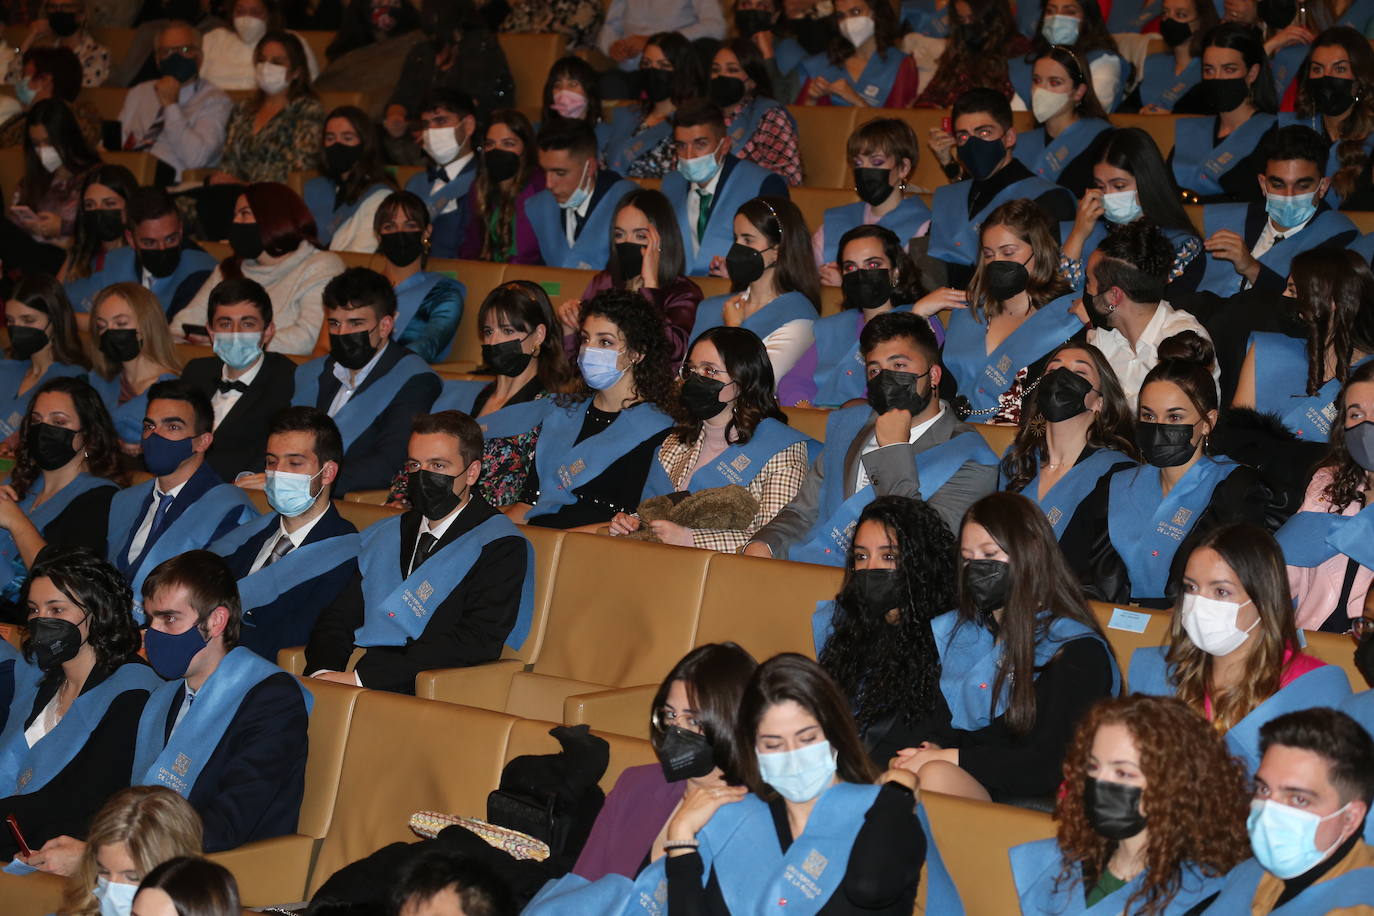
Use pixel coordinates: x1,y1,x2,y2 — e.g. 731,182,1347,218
163,670,308,853
306,343,441,494
1235,201,1358,294
223,504,359,662
116,461,244,579
183,353,298,482
304,496,528,694
702,154,790,227
562,168,634,243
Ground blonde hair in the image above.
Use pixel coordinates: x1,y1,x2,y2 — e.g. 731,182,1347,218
88,283,183,381
57,787,203,916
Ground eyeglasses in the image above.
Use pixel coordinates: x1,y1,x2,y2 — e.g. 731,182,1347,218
652,706,700,733
155,45,198,58
678,364,731,383
1348,616,1374,644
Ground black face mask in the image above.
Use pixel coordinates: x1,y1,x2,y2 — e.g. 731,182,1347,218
658,726,716,782
1309,76,1356,117
985,259,1030,301
227,221,264,260
790,16,832,55
84,207,125,243
407,468,464,521
735,8,773,37
954,22,986,52
615,240,645,279
680,373,728,421
1203,77,1249,114
8,325,49,360
709,75,747,109
99,328,141,364
47,11,79,36
853,166,895,207
378,230,424,268
962,558,1010,619
867,368,931,415
481,338,533,377
483,148,521,183
1083,777,1148,840
1258,0,1297,29
29,616,83,670
27,421,78,471
1278,305,1309,339
324,142,364,177
1082,288,1114,331
1036,367,1094,423
157,52,198,83
1355,630,1374,685
1159,17,1192,48
852,568,906,617
329,330,377,371
841,268,893,311
641,68,674,103
725,242,769,287
1136,421,1197,468
139,245,182,279
958,135,1006,181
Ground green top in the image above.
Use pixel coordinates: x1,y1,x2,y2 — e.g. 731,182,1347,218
1084,868,1130,907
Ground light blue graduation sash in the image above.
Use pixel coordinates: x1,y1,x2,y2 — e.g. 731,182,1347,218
431,379,487,416
1269,43,1306,98
1172,114,1276,198
1338,0,1374,27
1018,448,1135,539
527,401,673,517
472,395,554,439
1107,0,1163,32
303,178,391,248
931,610,1119,730
1013,119,1111,181
0,360,86,438
943,295,1082,413
0,473,114,572
805,50,906,107
290,352,435,449
689,291,818,344
1278,112,1374,206
89,370,179,442
208,512,360,624
812,599,837,656
790,407,999,566
0,662,162,795
900,0,951,36
392,270,446,338
1198,205,1357,296
1011,836,1224,916
602,109,672,175
642,418,814,499
524,866,664,916
65,245,217,315
1251,332,1369,441
929,175,1066,266
663,158,781,275
524,178,638,269
132,647,309,797
726,96,788,155
1139,54,1201,111
353,513,533,650
810,306,913,407
821,196,931,263
1203,858,1374,914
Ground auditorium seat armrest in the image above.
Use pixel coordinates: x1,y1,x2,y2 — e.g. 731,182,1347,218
342,489,392,505
563,684,659,738
415,659,524,709
278,646,306,675
208,834,316,907
0,870,64,916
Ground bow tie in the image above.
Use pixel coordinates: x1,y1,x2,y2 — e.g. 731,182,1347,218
428,166,450,183
216,380,249,395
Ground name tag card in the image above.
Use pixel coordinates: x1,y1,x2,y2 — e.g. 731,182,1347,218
1108,608,1152,634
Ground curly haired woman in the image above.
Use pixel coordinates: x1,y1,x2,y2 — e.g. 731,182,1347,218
1010,694,1252,915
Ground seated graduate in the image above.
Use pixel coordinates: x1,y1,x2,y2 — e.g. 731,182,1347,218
943,198,1082,427
1131,523,1350,774
1202,707,1374,914
303,105,397,253
1012,0,1127,112
1123,0,1216,113
1013,46,1112,198
181,277,297,482
307,410,533,693
891,491,1120,804
86,284,184,452
0,275,89,445
708,38,802,187
607,327,812,552
526,117,638,271
371,190,465,364
540,55,612,149
400,90,481,259
925,88,1076,290
1060,128,1205,295
1062,339,1278,607
1280,27,1374,210
0,547,160,867
1197,124,1358,297
1000,342,1140,540
663,100,790,278
795,0,920,108
600,32,705,180
106,380,255,607
212,407,358,662
458,109,545,266
132,550,309,854
1010,694,1251,916
507,289,677,530
290,267,441,496
691,196,818,382
815,495,957,768
57,164,135,294
1169,23,1278,204
813,118,930,286
911,0,1029,108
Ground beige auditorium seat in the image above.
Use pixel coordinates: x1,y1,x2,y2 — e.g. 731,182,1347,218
1089,599,1172,685
0,871,64,916
787,105,859,188
923,791,1055,916
497,33,568,110
971,422,1016,457
785,405,830,441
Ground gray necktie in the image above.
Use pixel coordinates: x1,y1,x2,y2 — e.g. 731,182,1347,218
264,534,293,567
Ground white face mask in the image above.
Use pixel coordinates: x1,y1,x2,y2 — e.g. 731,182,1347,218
839,14,875,47
36,144,62,173
1031,87,1072,123
1180,593,1259,656
423,126,464,166
234,15,268,46
255,61,290,95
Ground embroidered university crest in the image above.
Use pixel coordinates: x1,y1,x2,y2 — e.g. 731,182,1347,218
997,355,1013,373
731,454,751,472
802,849,829,879
17,767,31,789
1171,507,1193,527
172,753,192,776
1046,507,1062,526
416,581,434,602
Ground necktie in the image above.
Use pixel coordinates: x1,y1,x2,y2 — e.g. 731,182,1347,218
216,379,249,394
696,189,713,241
264,534,293,567
149,491,175,540
410,532,438,575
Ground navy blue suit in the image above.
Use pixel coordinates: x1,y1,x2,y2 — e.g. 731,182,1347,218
114,462,246,580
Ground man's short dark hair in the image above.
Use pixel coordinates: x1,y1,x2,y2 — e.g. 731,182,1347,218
1260,124,1331,176
323,267,398,319
419,88,477,122
952,88,1013,132
390,849,514,916
535,117,599,159
207,277,273,326
411,411,484,467
142,550,243,649
1259,707,1374,806
860,311,940,365
268,406,344,469
1092,221,1172,304
24,46,82,102
125,187,180,232
146,379,214,436
673,98,726,133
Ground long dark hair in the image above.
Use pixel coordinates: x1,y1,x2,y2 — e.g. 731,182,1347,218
836,224,921,309
21,546,141,678
372,190,432,268
1034,46,1108,121
66,165,138,281
648,643,759,784
735,654,879,800
922,0,1019,100
957,492,1112,734
1295,27,1374,199
570,287,677,412
319,105,395,206
1029,0,1120,57
1200,22,1279,114
12,376,121,498
820,496,953,733
1141,334,1219,447
474,109,536,263
540,56,604,126
7,275,90,369
476,280,577,394
641,31,705,112
731,197,822,311
1292,248,1374,398
605,188,686,290
827,0,904,66
716,38,775,100
1319,359,1374,512
672,326,786,442
326,0,420,58
137,856,241,916
21,99,98,203
1095,128,1199,238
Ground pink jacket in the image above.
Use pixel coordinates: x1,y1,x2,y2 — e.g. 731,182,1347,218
1287,468,1372,631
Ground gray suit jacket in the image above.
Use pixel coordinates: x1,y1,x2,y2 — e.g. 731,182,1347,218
749,405,999,559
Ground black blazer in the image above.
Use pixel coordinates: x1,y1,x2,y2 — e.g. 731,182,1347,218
162,670,309,853
304,496,528,694
223,504,359,662
1235,201,1359,294
115,461,244,580
183,353,298,482
705,155,791,230
305,343,441,495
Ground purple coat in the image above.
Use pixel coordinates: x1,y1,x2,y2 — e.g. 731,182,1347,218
572,763,684,881
458,170,546,264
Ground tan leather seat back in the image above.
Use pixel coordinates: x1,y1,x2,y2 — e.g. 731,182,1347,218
1090,601,1171,684
697,554,843,660
784,406,830,442
791,187,859,240
497,33,568,109
786,105,858,188
531,534,710,686
438,259,507,364
923,792,1055,916
1302,631,1362,690
504,718,659,796
296,678,364,838
333,499,402,531
503,527,564,664
971,423,1016,457
308,693,518,896
512,265,598,305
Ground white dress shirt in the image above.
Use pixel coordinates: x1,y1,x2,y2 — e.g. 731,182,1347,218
562,181,596,247
171,682,196,733
685,165,726,253
23,693,60,747
1088,301,1219,407
430,151,474,216
209,353,264,430
1250,211,1314,263
327,340,388,417
248,506,328,573
117,76,232,179
127,478,190,564
854,407,945,492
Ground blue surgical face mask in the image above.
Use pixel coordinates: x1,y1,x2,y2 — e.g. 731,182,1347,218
756,739,837,803
1102,189,1143,225
1042,14,1081,44
1248,798,1352,879
94,877,138,916
678,139,725,185
15,76,37,108
143,623,209,680
558,161,592,211
141,432,195,476
1265,189,1318,229
212,331,263,371
578,346,626,390
265,468,323,518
